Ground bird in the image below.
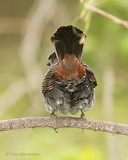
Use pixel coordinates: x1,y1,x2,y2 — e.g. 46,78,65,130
42,25,97,117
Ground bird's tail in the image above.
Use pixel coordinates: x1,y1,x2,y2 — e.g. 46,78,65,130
51,25,86,61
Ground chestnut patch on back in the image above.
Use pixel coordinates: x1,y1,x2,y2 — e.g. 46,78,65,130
55,54,86,82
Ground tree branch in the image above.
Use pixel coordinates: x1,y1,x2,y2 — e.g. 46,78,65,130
85,4,128,29
0,117,128,135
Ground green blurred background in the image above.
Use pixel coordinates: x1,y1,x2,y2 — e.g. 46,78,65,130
0,0,128,160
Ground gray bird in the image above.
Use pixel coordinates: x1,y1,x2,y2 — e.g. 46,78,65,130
42,25,97,117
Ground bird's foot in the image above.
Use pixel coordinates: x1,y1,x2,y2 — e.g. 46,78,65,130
80,110,85,119
51,110,57,118
51,110,58,133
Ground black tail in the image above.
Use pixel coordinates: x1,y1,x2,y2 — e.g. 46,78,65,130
51,25,86,61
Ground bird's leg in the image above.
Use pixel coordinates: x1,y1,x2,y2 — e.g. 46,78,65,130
80,110,85,118
51,110,57,118
51,110,58,133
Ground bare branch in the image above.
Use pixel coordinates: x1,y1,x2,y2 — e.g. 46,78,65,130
85,4,128,29
0,117,128,136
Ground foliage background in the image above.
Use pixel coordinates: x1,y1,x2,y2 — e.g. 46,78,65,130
0,0,128,160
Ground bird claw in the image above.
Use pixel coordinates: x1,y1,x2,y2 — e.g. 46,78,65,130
51,110,57,118
53,128,58,133
80,110,85,119
51,110,58,133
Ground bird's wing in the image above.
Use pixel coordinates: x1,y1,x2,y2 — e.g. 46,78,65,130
83,63,97,88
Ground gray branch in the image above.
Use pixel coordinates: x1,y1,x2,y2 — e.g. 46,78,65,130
0,117,128,135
